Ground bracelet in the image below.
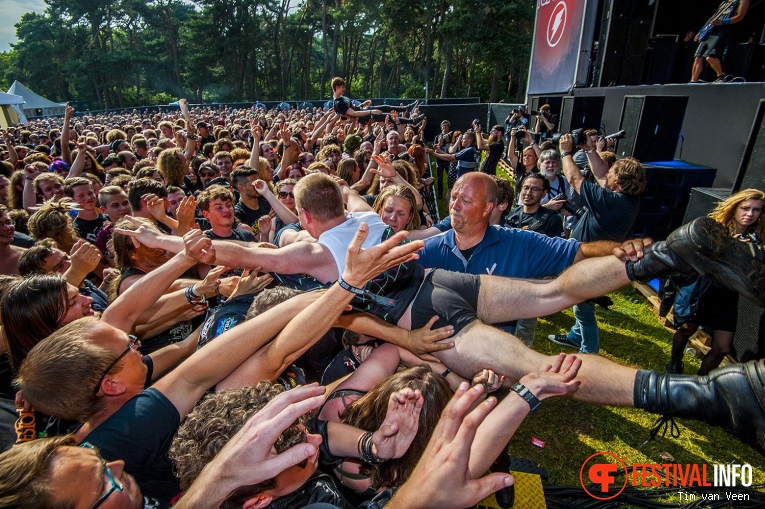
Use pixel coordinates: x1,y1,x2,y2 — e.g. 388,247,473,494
441,368,452,377
185,285,206,305
337,276,365,296
358,431,384,464
560,151,573,158
510,382,541,413
188,284,201,298
586,149,595,154
25,177,34,181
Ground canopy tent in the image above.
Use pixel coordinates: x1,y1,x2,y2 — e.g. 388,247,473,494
7,80,65,118
0,91,28,128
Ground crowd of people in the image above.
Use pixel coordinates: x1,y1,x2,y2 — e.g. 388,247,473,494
0,77,764,509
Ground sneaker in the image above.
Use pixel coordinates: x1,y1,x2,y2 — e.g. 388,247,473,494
714,74,732,83
547,334,580,349
666,358,684,374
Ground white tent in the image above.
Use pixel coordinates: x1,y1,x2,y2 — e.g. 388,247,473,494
0,91,28,128
7,80,65,118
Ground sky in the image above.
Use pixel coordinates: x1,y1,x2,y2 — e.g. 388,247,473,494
0,0,48,52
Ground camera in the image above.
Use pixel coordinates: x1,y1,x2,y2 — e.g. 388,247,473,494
551,128,587,146
551,192,587,218
530,110,540,116
603,130,626,141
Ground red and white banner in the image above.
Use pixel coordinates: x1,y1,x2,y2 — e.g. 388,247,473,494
528,0,589,95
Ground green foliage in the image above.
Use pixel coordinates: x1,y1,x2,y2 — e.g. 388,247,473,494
5,0,534,107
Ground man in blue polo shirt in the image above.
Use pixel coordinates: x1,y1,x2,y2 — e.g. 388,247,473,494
418,173,621,343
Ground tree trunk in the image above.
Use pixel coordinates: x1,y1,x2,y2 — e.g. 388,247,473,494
320,0,329,98
489,60,501,103
440,43,451,98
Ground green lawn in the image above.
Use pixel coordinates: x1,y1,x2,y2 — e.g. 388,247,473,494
499,287,765,501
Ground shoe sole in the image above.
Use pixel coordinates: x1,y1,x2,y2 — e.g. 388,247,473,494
666,217,765,306
548,336,580,349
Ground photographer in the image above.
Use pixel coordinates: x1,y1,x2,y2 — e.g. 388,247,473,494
535,104,557,141
433,120,453,199
505,106,530,152
548,134,646,354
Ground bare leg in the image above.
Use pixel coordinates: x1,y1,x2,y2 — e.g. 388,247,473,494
476,255,628,324
435,320,636,406
698,329,734,375
706,56,724,78
691,57,705,82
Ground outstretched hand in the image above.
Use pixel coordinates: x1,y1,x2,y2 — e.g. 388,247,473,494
341,222,423,288
372,387,423,460
387,383,512,509
522,353,582,400
113,216,163,248
189,384,327,502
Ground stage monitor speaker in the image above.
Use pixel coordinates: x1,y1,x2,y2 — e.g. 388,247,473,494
559,96,605,133
734,99,765,191
680,187,764,362
682,187,731,224
617,95,688,162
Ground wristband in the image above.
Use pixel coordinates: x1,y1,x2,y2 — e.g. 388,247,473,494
586,149,595,154
185,285,206,305
721,18,731,25
188,284,201,298
358,431,384,464
337,276,365,296
560,151,573,158
441,368,452,377
510,382,541,412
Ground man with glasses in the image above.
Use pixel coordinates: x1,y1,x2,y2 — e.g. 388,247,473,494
505,172,564,239
13,228,421,506
197,161,220,189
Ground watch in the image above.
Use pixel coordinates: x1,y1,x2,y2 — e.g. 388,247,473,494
510,382,541,412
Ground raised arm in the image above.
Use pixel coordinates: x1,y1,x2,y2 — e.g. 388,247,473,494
158,222,423,417
371,154,424,210
101,245,197,332
61,104,73,165
252,179,298,224
558,134,585,194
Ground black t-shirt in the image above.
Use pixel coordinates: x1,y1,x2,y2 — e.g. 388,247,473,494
480,141,504,175
73,214,108,244
234,199,272,228
505,205,564,239
204,228,257,243
571,179,640,242
333,95,353,116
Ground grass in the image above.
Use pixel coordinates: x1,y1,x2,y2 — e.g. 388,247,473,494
496,287,765,503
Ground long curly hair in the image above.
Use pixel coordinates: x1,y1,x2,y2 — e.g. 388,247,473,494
710,188,765,239
340,365,451,490
170,383,307,508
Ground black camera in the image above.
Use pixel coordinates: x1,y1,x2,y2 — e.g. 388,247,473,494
551,192,587,218
530,110,540,115
551,128,587,146
603,130,626,141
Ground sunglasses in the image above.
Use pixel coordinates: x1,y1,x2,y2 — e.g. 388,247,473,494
278,191,295,199
199,171,217,178
93,335,140,395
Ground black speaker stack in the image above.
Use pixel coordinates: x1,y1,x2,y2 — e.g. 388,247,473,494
559,96,606,134
617,95,688,162
592,0,656,87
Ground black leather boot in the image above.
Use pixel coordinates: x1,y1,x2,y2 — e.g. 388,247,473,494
634,360,765,454
626,217,765,306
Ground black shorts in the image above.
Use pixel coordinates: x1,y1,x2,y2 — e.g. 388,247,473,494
695,28,729,59
410,269,481,334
